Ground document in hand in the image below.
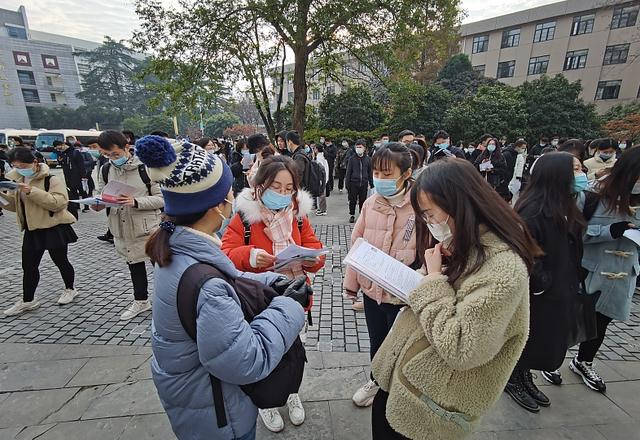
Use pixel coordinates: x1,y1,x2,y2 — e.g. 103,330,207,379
273,244,331,271
479,161,494,172
0,181,18,191
69,180,139,207
343,238,423,303
623,229,640,247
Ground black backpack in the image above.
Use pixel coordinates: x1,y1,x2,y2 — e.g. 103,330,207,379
101,162,152,196
176,263,307,429
295,151,323,197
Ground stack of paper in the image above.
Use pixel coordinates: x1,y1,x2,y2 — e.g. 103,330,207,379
623,229,640,247
343,238,423,303
273,244,330,271
69,180,138,208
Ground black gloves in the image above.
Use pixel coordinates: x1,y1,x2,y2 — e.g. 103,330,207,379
283,276,313,308
270,276,300,295
610,221,634,239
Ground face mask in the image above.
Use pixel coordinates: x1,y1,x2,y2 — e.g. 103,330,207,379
573,173,588,193
320,138,325,144
355,147,365,156
374,142,382,148
436,143,449,150
427,215,453,246
412,168,422,180
540,142,545,147
632,182,640,195
342,141,349,148
16,167,36,177
304,146,311,154
599,153,613,162
551,140,559,147
382,140,389,145
373,177,401,198
261,188,292,210
466,147,475,154
111,156,128,167
619,143,627,150
487,144,496,152
241,149,250,156
81,147,89,152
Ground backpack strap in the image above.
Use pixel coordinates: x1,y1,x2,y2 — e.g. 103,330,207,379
237,211,252,245
44,175,54,218
297,217,303,233
101,162,110,185
176,263,231,429
138,164,152,196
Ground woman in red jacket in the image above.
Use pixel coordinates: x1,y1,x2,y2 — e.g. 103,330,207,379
221,155,324,434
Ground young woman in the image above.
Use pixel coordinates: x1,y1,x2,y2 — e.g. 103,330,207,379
220,155,325,433
474,137,509,199
95,131,164,320
343,143,417,408
2,147,79,316
507,152,586,413
370,158,539,439
135,137,307,440
570,146,640,393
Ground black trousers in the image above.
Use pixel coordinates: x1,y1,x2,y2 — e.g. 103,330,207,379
372,390,410,440
22,244,74,302
363,294,403,361
326,159,335,194
67,187,79,219
128,262,149,301
347,182,368,215
577,312,613,363
337,168,346,190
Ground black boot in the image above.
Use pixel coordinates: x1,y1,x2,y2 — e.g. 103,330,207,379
522,370,551,407
505,369,540,413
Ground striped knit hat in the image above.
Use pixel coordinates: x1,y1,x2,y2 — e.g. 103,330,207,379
134,135,232,216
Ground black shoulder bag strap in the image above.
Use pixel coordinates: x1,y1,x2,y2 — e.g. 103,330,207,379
177,263,235,429
43,175,54,218
240,213,304,246
101,162,110,185
137,164,152,196
583,191,600,222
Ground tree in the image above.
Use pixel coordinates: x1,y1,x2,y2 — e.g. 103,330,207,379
518,74,601,141
133,0,462,138
437,53,473,81
388,79,452,138
204,113,241,137
318,86,385,131
122,115,175,136
603,114,640,143
435,54,500,103
28,105,123,130
224,124,259,138
602,100,640,122
444,85,528,143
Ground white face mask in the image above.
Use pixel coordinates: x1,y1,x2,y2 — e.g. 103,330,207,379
355,147,365,156
342,141,349,148
427,215,453,246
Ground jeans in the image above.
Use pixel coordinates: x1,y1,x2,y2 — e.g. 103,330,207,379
128,262,149,301
22,244,75,302
235,425,256,440
363,294,403,361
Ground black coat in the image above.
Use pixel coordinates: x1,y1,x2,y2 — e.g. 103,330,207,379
345,154,373,187
57,146,86,189
518,204,584,371
324,143,337,166
474,151,508,196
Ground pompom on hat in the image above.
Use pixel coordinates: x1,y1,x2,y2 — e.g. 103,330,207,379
135,135,232,216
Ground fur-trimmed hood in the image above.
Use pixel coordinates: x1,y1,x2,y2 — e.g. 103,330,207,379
235,187,314,224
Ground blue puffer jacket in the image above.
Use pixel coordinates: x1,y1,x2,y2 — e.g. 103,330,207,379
582,198,640,321
150,226,305,440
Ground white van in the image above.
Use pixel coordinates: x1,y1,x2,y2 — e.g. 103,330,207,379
0,129,42,146
35,129,103,167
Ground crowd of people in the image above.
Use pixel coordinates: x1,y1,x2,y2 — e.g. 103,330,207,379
0,125,638,440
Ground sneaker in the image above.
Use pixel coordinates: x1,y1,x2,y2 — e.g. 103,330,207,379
352,301,364,311
569,356,606,393
522,370,550,407
120,300,152,321
4,300,41,316
339,189,343,193
287,393,305,426
259,408,284,433
349,215,355,223
505,378,540,413
352,379,379,407
541,369,562,386
97,233,114,244
57,288,79,305
317,211,327,216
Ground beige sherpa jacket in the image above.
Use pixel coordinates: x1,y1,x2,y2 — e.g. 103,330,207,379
372,230,530,440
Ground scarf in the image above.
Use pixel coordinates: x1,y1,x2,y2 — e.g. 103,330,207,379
259,201,306,279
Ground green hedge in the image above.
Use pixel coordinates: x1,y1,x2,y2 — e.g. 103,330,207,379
303,127,387,145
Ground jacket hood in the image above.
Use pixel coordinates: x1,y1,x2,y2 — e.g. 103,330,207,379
169,226,239,278
235,187,314,224
7,162,50,182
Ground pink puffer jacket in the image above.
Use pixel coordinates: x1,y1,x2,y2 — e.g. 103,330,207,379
343,190,417,304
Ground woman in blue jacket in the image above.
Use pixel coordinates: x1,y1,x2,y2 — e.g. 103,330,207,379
135,136,307,440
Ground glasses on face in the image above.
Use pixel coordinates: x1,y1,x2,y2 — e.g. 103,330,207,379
420,210,446,224
102,151,125,159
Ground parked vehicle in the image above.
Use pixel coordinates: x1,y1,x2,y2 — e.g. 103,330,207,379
35,129,102,167
0,129,42,146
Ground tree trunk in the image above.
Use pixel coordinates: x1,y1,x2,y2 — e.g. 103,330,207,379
292,46,309,138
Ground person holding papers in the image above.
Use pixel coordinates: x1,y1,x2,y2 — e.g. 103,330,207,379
221,155,324,433
474,137,509,199
2,147,79,316
94,131,164,321
343,143,417,409
370,158,540,439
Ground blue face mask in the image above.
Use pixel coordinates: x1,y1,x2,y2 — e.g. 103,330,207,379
573,173,588,193
241,149,250,157
16,167,36,177
437,143,449,150
487,144,496,152
304,146,311,154
373,177,400,198
262,189,292,210
111,156,128,167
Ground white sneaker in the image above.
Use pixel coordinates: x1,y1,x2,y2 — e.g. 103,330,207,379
120,300,152,320
352,379,379,407
287,393,305,426
4,300,41,316
259,408,284,433
57,288,78,305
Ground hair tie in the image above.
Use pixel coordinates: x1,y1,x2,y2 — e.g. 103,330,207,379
159,220,176,234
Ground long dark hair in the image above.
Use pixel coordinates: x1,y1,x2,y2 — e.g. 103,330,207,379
514,152,586,231
476,137,503,163
597,146,640,216
146,210,209,267
252,155,301,211
411,158,541,284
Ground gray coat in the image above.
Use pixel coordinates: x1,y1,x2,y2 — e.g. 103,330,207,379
151,227,305,440
582,198,639,321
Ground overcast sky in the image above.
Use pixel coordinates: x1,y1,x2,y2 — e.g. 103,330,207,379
5,0,561,44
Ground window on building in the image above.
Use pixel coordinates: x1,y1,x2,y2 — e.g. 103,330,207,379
50,93,57,103
46,76,54,86
533,21,556,42
472,35,489,54
473,65,486,77
528,55,550,75
595,80,622,100
603,43,630,65
6,25,27,39
611,4,639,29
21,89,40,103
501,28,520,48
41,55,59,69
564,49,588,70
287,91,293,103
497,60,516,78
17,70,36,86
571,13,595,35
12,51,31,66
312,89,320,100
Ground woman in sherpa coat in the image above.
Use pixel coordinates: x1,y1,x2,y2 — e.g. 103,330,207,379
371,158,540,440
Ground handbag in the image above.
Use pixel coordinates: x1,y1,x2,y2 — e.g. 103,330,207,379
567,285,598,348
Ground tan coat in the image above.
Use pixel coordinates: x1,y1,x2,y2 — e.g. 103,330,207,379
371,231,530,440
1,164,76,231
97,156,163,264
584,154,616,180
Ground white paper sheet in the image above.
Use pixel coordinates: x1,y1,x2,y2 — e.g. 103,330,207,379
69,197,123,208
273,244,330,271
0,181,18,191
101,181,138,203
479,161,494,172
623,229,640,247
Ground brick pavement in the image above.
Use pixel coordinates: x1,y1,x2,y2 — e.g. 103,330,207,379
1,192,639,362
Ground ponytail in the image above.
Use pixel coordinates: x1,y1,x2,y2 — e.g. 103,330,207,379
145,210,209,267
